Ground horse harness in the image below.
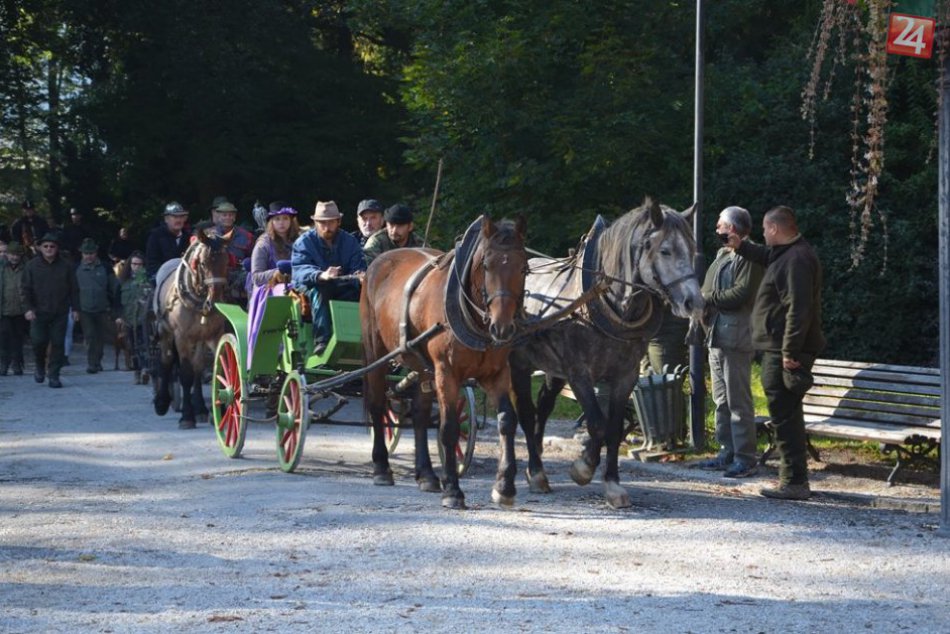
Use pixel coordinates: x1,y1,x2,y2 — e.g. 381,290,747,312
172,241,227,323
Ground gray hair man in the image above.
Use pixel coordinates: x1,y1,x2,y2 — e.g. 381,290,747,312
697,205,764,478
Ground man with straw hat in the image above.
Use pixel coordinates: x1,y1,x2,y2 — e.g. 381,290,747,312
291,201,365,355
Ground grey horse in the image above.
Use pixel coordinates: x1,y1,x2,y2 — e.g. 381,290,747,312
509,198,704,509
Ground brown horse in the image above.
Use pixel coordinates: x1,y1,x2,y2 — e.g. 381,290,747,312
153,223,231,428
361,215,528,509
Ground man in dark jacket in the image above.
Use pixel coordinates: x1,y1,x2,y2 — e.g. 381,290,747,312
729,205,825,500
362,204,424,266
21,233,80,388
146,201,191,279
76,238,120,374
0,242,28,375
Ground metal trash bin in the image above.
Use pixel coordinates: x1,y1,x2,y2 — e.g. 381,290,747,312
631,365,688,454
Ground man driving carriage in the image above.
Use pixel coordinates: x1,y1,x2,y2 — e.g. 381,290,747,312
291,200,365,355
145,201,191,279
208,196,255,305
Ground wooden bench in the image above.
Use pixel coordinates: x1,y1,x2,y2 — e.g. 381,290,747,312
758,359,942,485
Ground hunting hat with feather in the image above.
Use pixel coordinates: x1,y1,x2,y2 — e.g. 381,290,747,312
37,232,59,246
211,196,237,213
6,241,25,256
79,238,99,254
312,200,341,221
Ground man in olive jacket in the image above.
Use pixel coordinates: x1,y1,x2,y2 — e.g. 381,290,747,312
76,238,120,374
21,233,80,388
699,206,764,478
728,205,825,500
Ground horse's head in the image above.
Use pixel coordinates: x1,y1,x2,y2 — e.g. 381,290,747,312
632,198,704,319
471,214,528,345
191,223,232,313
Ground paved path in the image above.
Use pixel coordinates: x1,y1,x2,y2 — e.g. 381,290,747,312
1,361,948,633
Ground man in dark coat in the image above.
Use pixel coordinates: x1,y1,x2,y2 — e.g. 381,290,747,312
61,208,93,262
21,233,80,388
76,238,120,374
729,205,825,500
145,201,191,279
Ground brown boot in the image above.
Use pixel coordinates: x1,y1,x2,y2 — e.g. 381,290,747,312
760,482,811,500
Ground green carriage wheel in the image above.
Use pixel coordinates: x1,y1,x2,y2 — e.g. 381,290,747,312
276,370,309,473
211,334,247,458
437,385,479,477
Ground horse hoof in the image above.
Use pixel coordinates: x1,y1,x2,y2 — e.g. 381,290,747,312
417,476,441,493
178,419,196,430
525,468,552,494
441,494,466,510
605,481,632,509
491,488,515,508
373,472,395,486
154,397,170,416
569,459,595,486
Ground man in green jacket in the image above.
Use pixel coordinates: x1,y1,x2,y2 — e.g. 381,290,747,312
363,204,424,266
699,206,764,478
21,233,80,388
0,241,28,375
728,205,825,500
76,238,120,374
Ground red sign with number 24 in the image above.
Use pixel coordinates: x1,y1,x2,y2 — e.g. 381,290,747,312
886,13,935,59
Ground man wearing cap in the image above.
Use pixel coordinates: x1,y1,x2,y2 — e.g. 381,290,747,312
209,196,255,304
363,203,424,266
352,199,384,247
11,200,50,255
20,233,80,388
146,201,192,279
76,238,121,374
0,242,28,375
291,201,365,354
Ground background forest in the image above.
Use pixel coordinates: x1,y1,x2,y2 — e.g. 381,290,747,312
0,0,941,364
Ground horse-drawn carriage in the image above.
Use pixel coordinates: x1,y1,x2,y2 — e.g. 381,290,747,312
151,202,703,509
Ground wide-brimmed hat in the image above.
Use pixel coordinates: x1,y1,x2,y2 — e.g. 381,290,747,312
357,199,383,216
384,204,413,225
164,201,188,216
268,201,298,218
211,196,237,213
6,241,24,256
79,238,99,254
312,201,341,221
36,232,59,246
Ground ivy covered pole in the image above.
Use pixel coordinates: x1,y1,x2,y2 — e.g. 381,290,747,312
690,0,707,449
939,37,949,536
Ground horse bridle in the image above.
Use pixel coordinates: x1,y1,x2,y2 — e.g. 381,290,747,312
466,243,528,326
177,242,228,318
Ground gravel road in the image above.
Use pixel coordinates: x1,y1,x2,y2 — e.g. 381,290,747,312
1,359,948,633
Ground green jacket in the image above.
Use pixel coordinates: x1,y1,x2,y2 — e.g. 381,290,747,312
736,235,825,359
701,242,764,351
76,258,120,314
0,260,25,317
363,230,424,266
21,254,80,315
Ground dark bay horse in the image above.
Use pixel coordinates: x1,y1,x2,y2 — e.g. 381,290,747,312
153,224,231,428
509,198,703,509
361,215,528,509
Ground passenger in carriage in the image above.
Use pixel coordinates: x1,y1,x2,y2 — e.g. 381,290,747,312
351,198,384,248
291,201,365,355
145,201,191,279
362,203,424,266
248,202,301,293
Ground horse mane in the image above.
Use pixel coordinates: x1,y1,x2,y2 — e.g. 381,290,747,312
597,201,694,284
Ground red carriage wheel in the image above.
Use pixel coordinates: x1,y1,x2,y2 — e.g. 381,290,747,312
276,370,309,473
211,334,247,458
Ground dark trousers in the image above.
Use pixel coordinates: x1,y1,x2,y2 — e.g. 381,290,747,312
80,311,112,369
31,312,68,378
0,315,27,369
760,350,815,485
308,281,360,344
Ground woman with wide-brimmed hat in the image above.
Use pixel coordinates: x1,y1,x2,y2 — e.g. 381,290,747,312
247,202,301,294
